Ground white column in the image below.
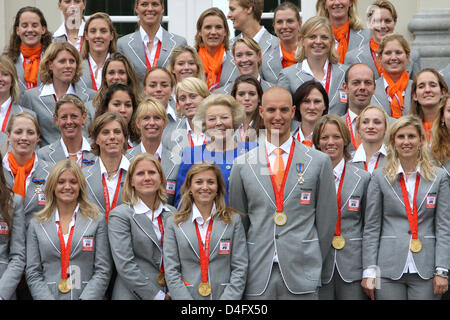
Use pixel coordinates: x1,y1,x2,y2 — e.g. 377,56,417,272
301,0,317,21
168,0,216,46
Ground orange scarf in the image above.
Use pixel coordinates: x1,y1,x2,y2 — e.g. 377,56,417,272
423,120,432,143
281,43,297,68
8,152,35,198
198,44,225,92
20,44,42,87
332,21,350,64
384,71,409,119
369,38,384,77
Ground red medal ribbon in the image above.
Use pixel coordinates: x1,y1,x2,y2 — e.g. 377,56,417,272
194,218,214,285
265,138,296,212
1,100,13,132
157,215,165,273
335,162,347,237
145,40,162,70
56,220,75,280
88,59,98,91
102,170,123,223
324,63,332,94
363,153,381,172
399,173,420,240
346,109,360,151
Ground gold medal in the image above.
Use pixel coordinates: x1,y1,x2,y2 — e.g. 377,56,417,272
58,278,71,293
198,282,211,297
157,272,166,287
332,235,345,250
410,238,422,253
273,211,287,226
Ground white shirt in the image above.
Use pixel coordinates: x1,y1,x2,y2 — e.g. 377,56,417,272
333,158,346,191
60,137,92,167
186,119,206,146
0,97,12,131
252,26,266,44
99,156,130,205
301,59,332,88
133,198,168,300
88,53,110,89
53,21,86,52
2,152,39,193
140,142,162,160
40,83,76,99
347,108,358,136
294,122,314,146
140,25,163,67
265,137,293,171
192,202,216,244
55,205,79,245
352,144,387,174
265,137,293,263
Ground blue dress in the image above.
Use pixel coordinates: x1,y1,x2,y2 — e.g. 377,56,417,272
174,141,257,207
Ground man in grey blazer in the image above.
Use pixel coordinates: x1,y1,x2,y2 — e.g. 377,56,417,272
229,87,338,299
117,27,187,85
277,61,349,116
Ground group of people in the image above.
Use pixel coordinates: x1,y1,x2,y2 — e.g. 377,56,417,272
0,0,449,301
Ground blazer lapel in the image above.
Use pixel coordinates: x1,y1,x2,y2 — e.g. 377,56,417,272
179,214,201,259
40,216,61,255
129,32,146,68
385,175,406,207
329,64,345,104
267,43,281,79
48,141,63,164
248,145,277,209
160,28,175,67
39,93,56,117
70,214,93,256
85,161,106,211
416,174,435,213
209,219,228,257
341,165,362,211
133,211,161,250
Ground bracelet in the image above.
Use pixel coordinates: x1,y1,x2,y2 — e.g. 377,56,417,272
434,269,449,278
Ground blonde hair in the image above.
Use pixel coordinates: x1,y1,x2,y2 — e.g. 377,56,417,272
39,42,83,84
167,45,205,82
355,104,390,137
312,114,352,161
232,37,262,69
366,0,397,24
53,94,88,118
175,77,210,102
6,112,41,141
35,160,99,223
193,93,245,132
0,55,20,104
430,94,450,166
81,12,117,60
296,16,340,64
134,97,168,134
174,162,234,225
316,0,364,30
122,153,168,207
384,115,436,184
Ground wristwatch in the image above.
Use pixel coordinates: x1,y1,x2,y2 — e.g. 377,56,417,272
434,269,449,278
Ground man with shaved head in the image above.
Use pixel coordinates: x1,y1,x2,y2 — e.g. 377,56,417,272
230,86,337,299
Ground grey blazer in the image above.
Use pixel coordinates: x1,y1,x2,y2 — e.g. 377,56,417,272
19,83,96,147
0,194,26,300
79,59,96,92
26,210,112,300
108,203,175,300
440,64,450,88
321,163,371,284
3,158,52,228
161,117,189,161
277,61,349,116
218,51,239,88
345,44,421,80
5,103,36,128
37,140,97,168
125,144,180,205
370,77,412,117
82,159,128,216
117,28,187,85
363,167,450,280
163,212,248,300
213,78,274,95
229,139,338,296
0,132,7,157
15,58,43,100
